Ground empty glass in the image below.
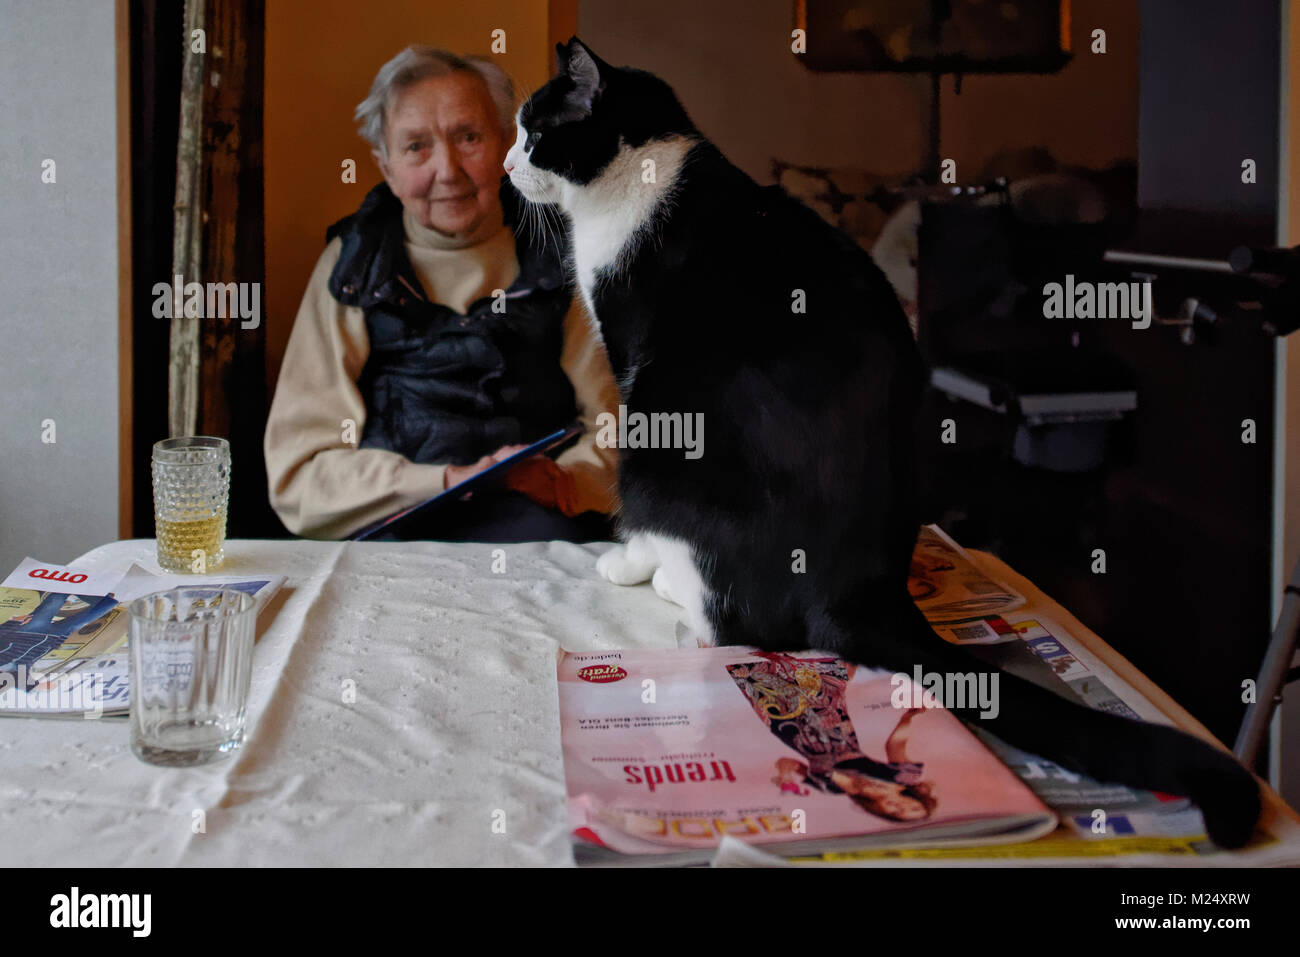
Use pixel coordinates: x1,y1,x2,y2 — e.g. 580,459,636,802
128,587,257,766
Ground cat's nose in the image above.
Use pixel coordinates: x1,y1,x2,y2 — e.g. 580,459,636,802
503,154,515,173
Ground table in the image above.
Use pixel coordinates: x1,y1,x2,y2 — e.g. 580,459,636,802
2,538,1296,867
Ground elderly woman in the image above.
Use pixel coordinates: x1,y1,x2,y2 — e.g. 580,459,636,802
264,46,620,541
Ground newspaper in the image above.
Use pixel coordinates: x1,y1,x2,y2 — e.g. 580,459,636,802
912,525,1026,625
768,615,1300,866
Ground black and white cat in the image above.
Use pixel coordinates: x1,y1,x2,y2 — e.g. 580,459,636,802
504,37,1261,848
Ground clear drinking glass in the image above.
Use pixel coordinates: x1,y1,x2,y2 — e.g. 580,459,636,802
128,587,257,766
152,436,230,573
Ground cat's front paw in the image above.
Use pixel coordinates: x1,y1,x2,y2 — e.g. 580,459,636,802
652,566,683,606
692,627,719,648
596,544,656,585
675,619,718,648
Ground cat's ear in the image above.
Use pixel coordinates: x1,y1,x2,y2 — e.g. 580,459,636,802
563,36,605,111
566,36,606,67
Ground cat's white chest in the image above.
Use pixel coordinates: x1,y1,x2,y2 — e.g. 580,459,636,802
572,214,635,292
562,135,698,319
571,219,623,324
569,200,650,323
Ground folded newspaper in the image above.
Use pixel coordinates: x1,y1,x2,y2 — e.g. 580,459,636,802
744,615,1300,867
558,645,1057,865
0,558,283,719
911,524,1026,626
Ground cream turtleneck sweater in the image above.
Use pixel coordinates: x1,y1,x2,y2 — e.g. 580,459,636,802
263,201,621,539
400,204,514,310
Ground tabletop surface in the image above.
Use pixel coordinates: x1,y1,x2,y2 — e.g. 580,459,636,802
2,538,1295,867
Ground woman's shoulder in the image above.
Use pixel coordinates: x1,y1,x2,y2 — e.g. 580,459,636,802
290,236,361,334
302,236,345,298
325,181,400,246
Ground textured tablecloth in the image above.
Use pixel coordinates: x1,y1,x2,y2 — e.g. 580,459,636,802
3,538,1295,867
0,539,680,867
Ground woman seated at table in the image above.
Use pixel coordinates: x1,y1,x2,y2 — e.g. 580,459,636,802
264,46,620,543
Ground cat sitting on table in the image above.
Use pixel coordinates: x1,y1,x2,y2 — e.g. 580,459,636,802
504,36,1261,849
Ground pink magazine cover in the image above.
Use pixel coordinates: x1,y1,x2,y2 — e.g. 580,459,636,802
558,646,1056,859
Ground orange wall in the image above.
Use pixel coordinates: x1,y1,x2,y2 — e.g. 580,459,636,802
264,0,574,394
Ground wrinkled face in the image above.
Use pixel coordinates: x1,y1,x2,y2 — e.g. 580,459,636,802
375,72,508,238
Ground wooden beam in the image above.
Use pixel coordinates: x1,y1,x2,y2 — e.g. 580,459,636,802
198,0,265,439
196,0,270,537
169,0,205,437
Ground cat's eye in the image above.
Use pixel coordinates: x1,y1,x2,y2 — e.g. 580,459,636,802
525,130,541,151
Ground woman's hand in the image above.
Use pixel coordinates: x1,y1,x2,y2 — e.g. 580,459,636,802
505,455,578,515
491,444,529,461
443,454,497,490
444,444,580,516
442,445,536,491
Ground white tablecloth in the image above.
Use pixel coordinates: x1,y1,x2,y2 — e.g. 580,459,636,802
1,539,678,867
5,538,1296,867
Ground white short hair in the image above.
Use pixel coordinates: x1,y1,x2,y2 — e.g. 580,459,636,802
355,45,516,160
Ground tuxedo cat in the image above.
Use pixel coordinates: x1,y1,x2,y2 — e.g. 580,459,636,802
505,37,1261,848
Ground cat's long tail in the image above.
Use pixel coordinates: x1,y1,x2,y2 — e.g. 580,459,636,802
812,601,1262,849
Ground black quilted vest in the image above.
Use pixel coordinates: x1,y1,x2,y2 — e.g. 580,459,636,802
325,178,578,466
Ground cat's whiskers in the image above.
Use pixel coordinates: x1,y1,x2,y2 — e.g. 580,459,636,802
512,194,567,261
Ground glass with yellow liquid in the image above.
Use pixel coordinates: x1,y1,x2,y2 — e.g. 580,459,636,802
152,437,230,572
